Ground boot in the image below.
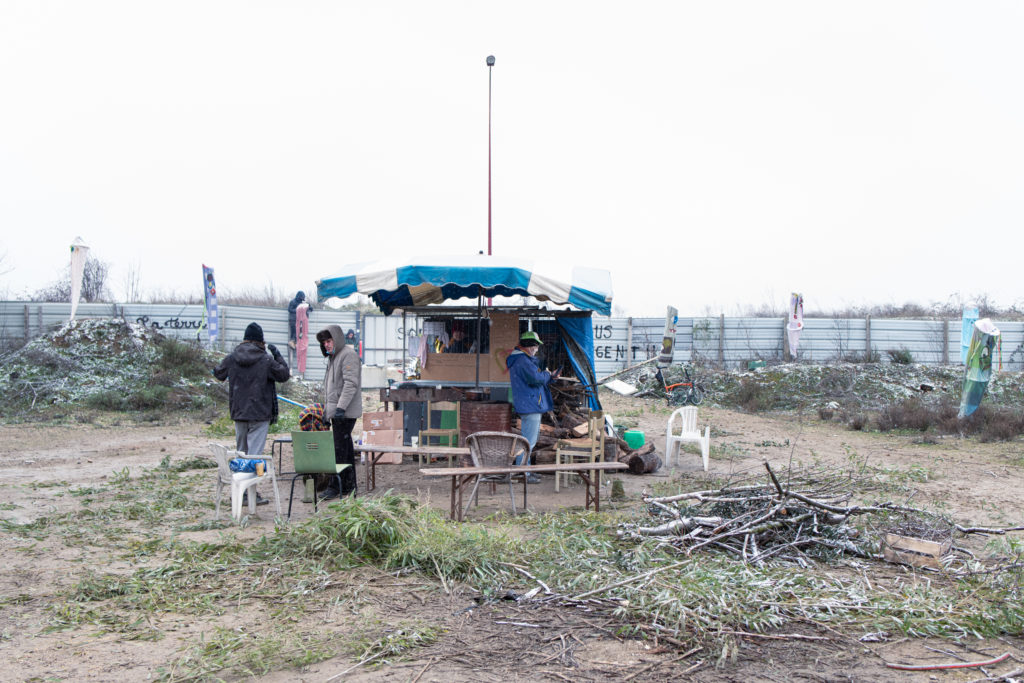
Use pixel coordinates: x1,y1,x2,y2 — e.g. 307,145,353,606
243,491,269,506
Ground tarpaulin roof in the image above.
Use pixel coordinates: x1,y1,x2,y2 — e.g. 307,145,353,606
316,255,613,316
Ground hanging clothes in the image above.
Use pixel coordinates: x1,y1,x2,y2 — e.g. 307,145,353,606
422,321,449,353
407,334,422,358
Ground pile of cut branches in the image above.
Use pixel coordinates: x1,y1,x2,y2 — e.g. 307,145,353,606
623,461,1003,567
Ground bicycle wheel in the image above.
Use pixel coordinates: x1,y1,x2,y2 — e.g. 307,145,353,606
689,386,704,405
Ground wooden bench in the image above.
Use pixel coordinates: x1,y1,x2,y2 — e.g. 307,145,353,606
355,444,471,492
419,462,628,521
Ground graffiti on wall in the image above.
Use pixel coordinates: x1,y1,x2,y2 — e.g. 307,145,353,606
135,315,206,331
592,321,661,362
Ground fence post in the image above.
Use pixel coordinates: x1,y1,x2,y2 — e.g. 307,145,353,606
220,308,227,352
718,314,725,364
24,305,29,343
865,314,871,360
942,319,949,364
625,317,633,370
782,316,790,361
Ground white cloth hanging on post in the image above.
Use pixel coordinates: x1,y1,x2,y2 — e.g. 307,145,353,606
787,292,804,357
69,237,89,322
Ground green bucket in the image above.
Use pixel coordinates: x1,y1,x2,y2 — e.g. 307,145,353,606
623,429,645,450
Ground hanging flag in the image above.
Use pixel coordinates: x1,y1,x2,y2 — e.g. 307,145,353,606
787,292,804,358
958,318,999,419
658,306,678,367
202,265,219,345
69,237,90,322
960,305,979,364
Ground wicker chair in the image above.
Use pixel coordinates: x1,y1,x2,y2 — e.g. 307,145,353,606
464,431,531,519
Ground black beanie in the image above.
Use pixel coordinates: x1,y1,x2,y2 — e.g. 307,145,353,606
244,322,264,343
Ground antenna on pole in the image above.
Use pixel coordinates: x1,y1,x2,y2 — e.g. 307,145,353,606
487,55,495,257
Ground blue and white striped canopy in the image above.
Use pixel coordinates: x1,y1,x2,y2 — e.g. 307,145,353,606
316,255,613,315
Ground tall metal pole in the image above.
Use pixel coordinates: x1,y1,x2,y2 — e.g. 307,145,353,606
487,55,495,256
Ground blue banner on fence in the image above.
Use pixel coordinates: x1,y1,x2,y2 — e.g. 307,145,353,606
202,265,218,345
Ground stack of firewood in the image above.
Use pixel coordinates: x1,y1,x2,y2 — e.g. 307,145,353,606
509,378,661,474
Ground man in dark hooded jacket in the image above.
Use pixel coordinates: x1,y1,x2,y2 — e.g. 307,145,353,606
213,322,290,459
287,291,307,348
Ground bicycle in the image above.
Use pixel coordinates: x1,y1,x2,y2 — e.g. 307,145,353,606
655,366,706,406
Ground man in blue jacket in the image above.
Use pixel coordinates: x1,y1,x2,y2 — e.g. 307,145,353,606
506,330,561,483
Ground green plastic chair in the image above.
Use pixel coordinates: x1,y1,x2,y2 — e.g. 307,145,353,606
287,431,352,519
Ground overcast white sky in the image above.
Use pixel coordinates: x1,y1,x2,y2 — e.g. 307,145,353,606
1,1,1021,316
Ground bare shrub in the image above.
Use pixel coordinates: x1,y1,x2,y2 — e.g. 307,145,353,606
873,396,1024,442
966,406,1024,442
876,398,933,432
809,293,1023,320
846,412,868,431
32,256,111,303
122,260,142,302
840,349,881,364
933,399,961,433
886,347,914,365
731,379,776,413
155,338,209,379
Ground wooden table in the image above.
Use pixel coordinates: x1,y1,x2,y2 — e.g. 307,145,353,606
419,462,628,521
355,444,471,492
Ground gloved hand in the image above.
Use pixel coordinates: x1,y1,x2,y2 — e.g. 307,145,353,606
333,408,346,420
267,343,280,357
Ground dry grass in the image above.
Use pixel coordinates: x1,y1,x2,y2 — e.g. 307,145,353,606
869,397,1024,441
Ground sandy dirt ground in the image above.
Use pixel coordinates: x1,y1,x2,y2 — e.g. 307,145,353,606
1,392,1023,681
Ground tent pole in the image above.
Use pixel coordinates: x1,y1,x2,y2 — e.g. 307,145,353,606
474,289,483,388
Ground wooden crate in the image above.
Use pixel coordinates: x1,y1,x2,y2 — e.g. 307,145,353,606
882,533,951,569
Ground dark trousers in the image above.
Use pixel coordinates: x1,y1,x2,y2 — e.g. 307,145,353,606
331,416,358,495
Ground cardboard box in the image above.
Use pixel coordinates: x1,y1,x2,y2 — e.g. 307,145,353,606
363,410,404,431
487,312,520,381
882,533,951,569
420,352,486,382
360,429,404,464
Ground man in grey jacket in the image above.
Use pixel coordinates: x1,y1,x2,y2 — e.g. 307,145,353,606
316,324,362,499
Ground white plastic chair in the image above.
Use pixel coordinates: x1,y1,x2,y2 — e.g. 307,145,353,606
666,407,710,471
209,443,282,522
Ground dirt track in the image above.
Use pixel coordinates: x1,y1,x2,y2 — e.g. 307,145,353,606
1,393,1023,681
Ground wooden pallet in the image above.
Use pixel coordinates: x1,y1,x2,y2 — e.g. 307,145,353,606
882,533,951,569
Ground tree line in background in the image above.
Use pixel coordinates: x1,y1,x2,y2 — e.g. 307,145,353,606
23,255,1023,319
26,255,376,312
740,295,1023,321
